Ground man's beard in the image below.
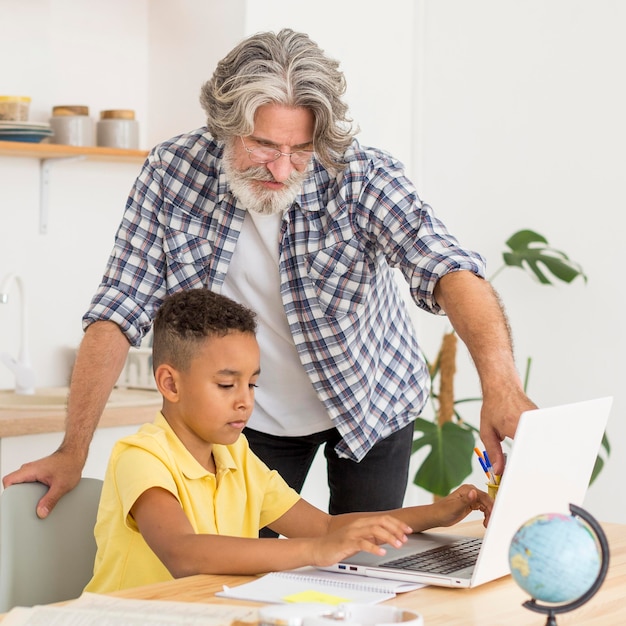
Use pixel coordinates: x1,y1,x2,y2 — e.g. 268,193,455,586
223,143,308,216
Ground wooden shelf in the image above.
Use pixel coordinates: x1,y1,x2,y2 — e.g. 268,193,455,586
0,140,148,163
0,140,149,233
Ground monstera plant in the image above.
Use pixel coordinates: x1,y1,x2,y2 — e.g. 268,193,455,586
411,229,609,497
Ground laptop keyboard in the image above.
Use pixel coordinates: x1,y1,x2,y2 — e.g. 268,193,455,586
380,537,483,575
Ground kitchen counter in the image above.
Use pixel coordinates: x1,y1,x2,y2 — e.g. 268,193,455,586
0,389,162,438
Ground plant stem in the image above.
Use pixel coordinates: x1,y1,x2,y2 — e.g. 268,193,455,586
488,265,506,283
437,333,457,425
523,357,532,394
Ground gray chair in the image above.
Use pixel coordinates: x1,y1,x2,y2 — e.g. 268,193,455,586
0,478,103,612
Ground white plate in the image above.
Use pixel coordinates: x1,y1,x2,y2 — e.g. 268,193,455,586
0,130,54,140
0,121,52,130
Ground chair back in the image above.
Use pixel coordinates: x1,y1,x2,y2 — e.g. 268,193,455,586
0,478,103,612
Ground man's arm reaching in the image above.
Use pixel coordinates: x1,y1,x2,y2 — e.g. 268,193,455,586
2,321,131,517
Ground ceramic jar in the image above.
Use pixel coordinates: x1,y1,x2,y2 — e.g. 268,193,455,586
49,105,95,146
96,109,139,150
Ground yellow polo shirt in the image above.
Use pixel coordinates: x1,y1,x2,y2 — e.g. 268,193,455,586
85,412,300,593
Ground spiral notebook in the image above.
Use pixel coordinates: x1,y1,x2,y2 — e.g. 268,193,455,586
216,567,423,605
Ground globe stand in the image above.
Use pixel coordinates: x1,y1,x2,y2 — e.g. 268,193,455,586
521,504,610,625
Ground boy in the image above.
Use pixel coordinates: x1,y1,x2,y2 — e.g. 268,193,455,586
85,289,492,593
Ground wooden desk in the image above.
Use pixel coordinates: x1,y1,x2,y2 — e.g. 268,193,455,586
101,521,626,626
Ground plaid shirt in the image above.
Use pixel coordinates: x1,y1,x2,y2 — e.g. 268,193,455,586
85,129,485,461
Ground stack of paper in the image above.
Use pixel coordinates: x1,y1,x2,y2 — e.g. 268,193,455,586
1,593,259,626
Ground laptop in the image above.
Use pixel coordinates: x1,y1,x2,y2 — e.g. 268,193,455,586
321,397,613,588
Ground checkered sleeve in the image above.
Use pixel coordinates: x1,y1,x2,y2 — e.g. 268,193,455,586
352,151,486,314
82,152,170,346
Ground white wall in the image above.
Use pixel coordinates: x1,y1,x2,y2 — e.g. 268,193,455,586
414,0,626,523
0,0,151,396
245,0,417,168
147,0,247,146
0,0,244,392
1,0,624,522
244,1,626,524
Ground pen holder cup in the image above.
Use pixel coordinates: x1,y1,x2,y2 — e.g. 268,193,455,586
487,482,499,499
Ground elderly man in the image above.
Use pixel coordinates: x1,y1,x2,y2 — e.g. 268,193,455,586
4,29,534,524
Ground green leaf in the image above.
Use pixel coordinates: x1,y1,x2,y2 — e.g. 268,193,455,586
506,229,548,250
590,432,611,485
532,254,582,283
590,456,604,486
412,419,476,496
601,431,611,455
501,229,587,285
409,227,605,499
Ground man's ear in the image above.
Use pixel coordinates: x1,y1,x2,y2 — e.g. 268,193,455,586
154,363,180,402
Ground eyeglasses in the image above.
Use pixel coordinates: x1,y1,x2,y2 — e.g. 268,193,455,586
240,136,314,166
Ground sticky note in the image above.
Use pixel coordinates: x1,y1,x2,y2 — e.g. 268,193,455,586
283,590,349,605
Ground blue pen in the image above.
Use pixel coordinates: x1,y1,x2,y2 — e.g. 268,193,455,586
482,450,491,467
483,450,499,485
474,449,495,484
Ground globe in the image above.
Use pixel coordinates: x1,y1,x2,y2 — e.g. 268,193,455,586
509,512,601,603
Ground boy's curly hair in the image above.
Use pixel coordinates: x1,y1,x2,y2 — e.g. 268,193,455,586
152,289,257,372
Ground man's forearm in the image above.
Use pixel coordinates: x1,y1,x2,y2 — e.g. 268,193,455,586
433,271,521,391
60,321,131,462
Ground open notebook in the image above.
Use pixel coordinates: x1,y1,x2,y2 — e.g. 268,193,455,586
321,397,613,588
217,567,423,604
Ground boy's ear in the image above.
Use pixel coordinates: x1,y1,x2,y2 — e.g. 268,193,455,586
154,363,180,402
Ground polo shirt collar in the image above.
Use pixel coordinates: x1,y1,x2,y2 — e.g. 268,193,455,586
154,412,238,479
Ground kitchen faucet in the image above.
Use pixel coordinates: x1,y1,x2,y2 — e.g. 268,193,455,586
0,273,35,395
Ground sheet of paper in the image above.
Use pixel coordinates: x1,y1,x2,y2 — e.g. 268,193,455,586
1,593,259,626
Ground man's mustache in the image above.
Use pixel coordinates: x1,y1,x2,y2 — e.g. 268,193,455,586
238,165,304,185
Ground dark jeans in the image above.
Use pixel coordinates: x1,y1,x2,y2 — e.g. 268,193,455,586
243,422,414,537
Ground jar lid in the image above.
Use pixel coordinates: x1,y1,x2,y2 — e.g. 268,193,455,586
0,96,31,103
100,109,135,120
52,105,90,116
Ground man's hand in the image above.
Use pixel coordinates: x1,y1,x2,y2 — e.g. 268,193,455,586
480,386,537,475
3,321,131,519
2,449,84,518
433,272,538,476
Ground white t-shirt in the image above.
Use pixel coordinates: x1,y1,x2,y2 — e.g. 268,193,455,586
222,210,333,436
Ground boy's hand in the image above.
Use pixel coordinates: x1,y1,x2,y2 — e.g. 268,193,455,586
310,515,413,567
434,484,493,528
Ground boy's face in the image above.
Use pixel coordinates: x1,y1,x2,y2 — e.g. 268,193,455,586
165,331,261,451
